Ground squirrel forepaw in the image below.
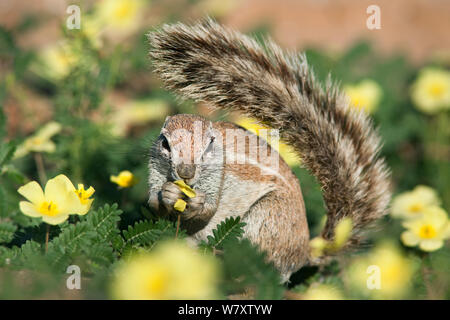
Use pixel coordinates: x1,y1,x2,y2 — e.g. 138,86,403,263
161,182,206,220
161,181,184,214
182,190,205,219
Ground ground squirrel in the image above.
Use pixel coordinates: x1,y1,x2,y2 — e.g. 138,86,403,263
147,19,391,282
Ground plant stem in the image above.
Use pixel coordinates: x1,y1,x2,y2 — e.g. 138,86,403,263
121,189,127,207
420,252,435,299
34,153,47,184
175,215,181,239
45,224,50,253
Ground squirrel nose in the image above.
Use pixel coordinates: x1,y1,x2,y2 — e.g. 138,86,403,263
176,164,196,180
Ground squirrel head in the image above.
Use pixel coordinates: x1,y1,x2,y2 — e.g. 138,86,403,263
156,114,222,185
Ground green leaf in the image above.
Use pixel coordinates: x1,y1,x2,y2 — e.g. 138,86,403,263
20,239,42,257
201,216,246,251
83,242,116,270
6,240,45,270
46,222,95,271
0,245,14,267
1,164,27,184
0,221,17,244
0,141,16,169
222,239,283,300
122,219,182,250
0,185,6,217
84,203,122,243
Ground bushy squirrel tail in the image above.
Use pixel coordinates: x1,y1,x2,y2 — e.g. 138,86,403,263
148,18,391,261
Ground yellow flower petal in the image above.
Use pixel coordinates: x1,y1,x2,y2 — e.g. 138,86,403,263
17,181,45,205
277,143,300,167
29,140,56,153
309,237,327,258
235,117,301,167
344,79,382,114
13,144,29,158
54,174,76,190
96,0,145,28
414,185,441,205
44,175,81,215
424,206,448,227
174,199,187,212
77,198,94,215
419,239,444,252
42,214,70,225
110,170,138,188
44,175,72,204
73,184,95,214
36,122,62,141
19,201,42,218
401,205,449,252
401,230,420,247
111,240,219,299
345,241,416,299
15,121,62,157
391,185,441,219
17,175,89,224
174,180,196,198
411,68,450,114
302,284,344,300
110,99,171,137
333,217,353,249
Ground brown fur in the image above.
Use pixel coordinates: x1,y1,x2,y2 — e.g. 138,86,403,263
147,19,391,275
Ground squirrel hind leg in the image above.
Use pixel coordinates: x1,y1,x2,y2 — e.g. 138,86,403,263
243,190,310,282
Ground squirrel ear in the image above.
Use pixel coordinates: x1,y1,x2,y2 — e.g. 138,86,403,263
204,121,214,141
162,116,171,129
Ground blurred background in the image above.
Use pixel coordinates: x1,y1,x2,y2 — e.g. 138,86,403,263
0,0,449,299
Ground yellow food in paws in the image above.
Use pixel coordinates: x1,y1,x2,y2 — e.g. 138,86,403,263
174,199,187,212
173,180,196,212
174,180,196,198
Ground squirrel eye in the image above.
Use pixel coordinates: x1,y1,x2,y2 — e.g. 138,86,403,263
161,136,171,153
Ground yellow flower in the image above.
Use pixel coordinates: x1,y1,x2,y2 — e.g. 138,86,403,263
401,206,450,252
344,79,383,113
67,183,95,215
14,122,62,158
346,241,416,299
37,42,79,80
333,217,353,248
110,170,138,188
111,99,170,136
94,0,146,35
411,68,450,114
80,16,104,48
391,185,441,219
235,117,300,167
174,180,196,198
310,217,352,258
18,174,90,225
276,143,300,168
302,284,344,300
111,240,220,299
173,180,196,212
309,237,328,259
174,199,187,212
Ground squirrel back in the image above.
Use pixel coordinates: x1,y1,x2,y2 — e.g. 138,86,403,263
147,19,391,273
